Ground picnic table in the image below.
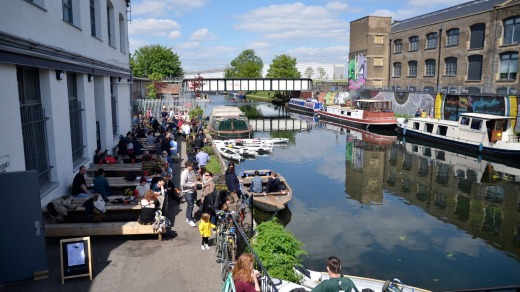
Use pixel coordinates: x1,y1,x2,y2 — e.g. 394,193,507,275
85,177,140,188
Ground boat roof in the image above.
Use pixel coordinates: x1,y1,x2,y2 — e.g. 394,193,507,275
211,106,245,117
460,113,515,120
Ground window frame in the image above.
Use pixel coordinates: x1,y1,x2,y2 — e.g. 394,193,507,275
469,23,486,49
425,59,436,77
67,72,84,163
408,61,418,77
503,17,520,45
426,32,438,49
394,39,402,54
444,57,457,76
499,51,518,80
409,36,419,51
446,28,459,47
62,0,73,24
393,62,402,77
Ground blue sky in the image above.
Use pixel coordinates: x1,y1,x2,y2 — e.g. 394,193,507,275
128,0,470,73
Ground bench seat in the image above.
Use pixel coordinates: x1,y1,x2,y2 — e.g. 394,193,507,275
44,221,163,240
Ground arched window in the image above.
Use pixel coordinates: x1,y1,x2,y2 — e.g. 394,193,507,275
394,39,402,53
446,28,459,46
499,52,518,80
408,61,417,77
444,57,457,76
119,13,127,53
426,32,437,49
409,36,419,51
393,62,402,77
503,17,520,45
107,0,115,46
470,23,485,49
425,59,436,76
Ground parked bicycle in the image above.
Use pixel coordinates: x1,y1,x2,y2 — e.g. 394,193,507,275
215,210,238,280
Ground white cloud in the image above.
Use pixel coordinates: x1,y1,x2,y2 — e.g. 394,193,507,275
177,42,201,49
190,28,217,41
326,1,349,11
132,0,209,17
168,31,182,40
128,38,148,52
128,18,181,36
245,42,272,50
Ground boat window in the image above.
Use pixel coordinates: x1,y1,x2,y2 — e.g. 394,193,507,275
494,119,504,130
437,125,448,136
460,117,470,125
413,122,420,130
470,119,482,130
425,123,434,133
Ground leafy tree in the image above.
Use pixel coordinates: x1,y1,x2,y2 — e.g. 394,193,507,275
265,54,301,78
146,72,167,99
131,44,183,78
304,66,314,79
316,67,328,80
224,49,263,78
252,218,307,283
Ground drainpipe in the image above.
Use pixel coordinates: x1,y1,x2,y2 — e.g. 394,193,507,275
490,6,499,94
388,38,392,90
436,28,443,92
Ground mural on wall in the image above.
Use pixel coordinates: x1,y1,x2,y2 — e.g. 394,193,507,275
348,53,367,90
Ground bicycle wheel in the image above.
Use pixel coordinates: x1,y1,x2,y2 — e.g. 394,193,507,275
228,238,236,262
221,260,230,281
220,241,229,270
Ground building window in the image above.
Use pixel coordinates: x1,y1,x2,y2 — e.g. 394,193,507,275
470,23,485,49
373,57,384,66
499,52,518,80
445,57,457,76
110,79,118,136
408,61,417,77
374,35,384,44
426,32,437,49
63,0,73,23
394,39,402,53
67,73,84,162
119,13,127,53
17,67,51,186
107,1,115,46
503,17,520,45
467,55,483,81
90,0,96,36
425,59,436,76
446,29,459,46
393,63,401,77
409,36,419,51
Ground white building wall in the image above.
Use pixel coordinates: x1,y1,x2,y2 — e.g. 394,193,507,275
0,1,131,207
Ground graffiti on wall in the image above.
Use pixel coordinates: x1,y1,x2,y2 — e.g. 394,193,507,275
348,53,367,90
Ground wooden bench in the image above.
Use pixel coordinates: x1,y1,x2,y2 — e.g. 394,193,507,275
85,177,141,188
87,163,143,177
44,221,163,240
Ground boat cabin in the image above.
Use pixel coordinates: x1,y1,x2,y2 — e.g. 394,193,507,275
458,113,516,143
353,99,393,112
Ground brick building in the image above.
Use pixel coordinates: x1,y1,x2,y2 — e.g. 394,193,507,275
351,0,520,95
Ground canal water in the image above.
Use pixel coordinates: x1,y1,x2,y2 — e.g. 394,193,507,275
200,94,520,291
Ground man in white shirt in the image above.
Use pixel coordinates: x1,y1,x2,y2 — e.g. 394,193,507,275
181,121,191,141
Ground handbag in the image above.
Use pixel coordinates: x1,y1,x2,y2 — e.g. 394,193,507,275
93,195,106,213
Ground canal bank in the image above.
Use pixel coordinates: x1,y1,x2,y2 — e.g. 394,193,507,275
0,139,223,292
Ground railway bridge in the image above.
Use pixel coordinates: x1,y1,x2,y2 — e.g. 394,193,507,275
181,77,313,95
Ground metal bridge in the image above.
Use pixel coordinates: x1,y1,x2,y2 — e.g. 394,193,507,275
181,78,313,94
249,118,309,131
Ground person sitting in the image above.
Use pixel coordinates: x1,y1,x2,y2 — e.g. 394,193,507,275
232,253,261,292
93,149,106,165
146,131,155,145
135,176,150,198
250,170,263,193
415,108,421,117
138,190,159,225
311,256,359,292
266,171,282,193
71,166,93,198
92,168,110,202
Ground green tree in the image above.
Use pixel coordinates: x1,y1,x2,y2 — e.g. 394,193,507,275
146,72,166,99
131,44,183,78
252,218,307,283
265,54,301,78
304,66,314,79
224,49,263,78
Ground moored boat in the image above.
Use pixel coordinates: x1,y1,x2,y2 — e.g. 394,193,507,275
239,169,292,212
317,99,397,128
216,146,243,161
208,106,253,139
288,98,323,115
397,113,520,157
294,266,430,292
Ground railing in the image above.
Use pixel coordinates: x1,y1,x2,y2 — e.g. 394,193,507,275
222,213,279,292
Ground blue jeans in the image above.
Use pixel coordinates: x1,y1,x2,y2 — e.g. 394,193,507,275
72,193,90,198
184,190,195,221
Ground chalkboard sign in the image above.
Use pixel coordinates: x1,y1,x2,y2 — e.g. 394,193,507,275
60,237,92,284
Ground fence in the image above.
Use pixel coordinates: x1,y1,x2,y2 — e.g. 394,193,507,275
134,97,211,120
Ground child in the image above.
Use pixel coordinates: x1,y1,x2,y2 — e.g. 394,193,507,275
198,213,216,250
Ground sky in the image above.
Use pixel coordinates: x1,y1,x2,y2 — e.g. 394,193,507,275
128,0,471,73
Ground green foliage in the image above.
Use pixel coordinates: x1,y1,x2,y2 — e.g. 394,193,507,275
131,44,183,78
202,145,214,155
146,72,166,99
205,155,222,175
189,107,204,120
304,66,314,79
266,54,301,78
224,49,263,78
252,218,307,283
239,105,262,119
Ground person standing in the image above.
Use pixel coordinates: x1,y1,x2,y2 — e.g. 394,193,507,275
71,166,93,198
311,256,359,292
198,213,215,250
225,162,243,199
180,161,197,227
196,148,210,168
169,135,178,161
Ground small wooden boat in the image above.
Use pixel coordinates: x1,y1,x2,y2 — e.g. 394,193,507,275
397,113,520,157
317,99,397,128
294,266,430,292
239,170,292,212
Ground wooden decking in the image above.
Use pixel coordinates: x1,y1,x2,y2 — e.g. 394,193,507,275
85,177,141,188
44,221,163,240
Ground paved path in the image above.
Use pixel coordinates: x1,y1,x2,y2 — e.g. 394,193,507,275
1,140,222,292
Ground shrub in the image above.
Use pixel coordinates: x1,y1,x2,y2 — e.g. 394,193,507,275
205,155,221,175
252,218,307,283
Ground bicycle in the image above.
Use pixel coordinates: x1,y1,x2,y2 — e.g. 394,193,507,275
215,210,237,280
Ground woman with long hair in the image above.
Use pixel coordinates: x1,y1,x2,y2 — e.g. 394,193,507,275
232,253,260,292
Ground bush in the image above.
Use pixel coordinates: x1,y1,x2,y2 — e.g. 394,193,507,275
205,155,221,175
252,218,307,283
202,145,214,155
